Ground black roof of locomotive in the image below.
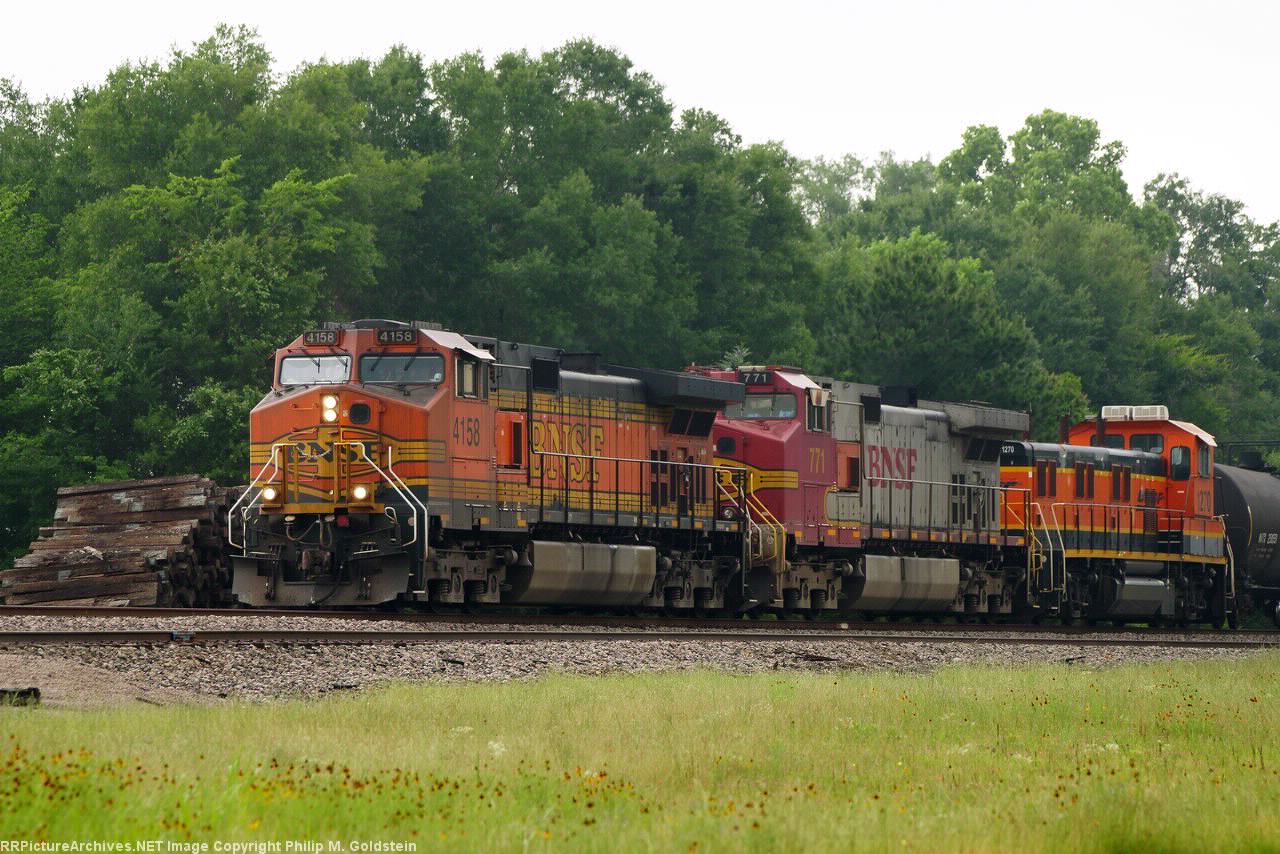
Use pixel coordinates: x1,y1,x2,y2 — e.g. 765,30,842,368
1002,441,1166,476
325,320,743,409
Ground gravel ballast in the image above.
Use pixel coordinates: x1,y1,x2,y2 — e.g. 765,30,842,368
0,612,1264,708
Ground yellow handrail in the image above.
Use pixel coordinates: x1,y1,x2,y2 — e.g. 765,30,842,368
718,470,786,575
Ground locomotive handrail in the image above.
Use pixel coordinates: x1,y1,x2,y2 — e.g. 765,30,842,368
1219,516,1237,615
1049,501,1192,560
227,443,286,550
342,441,429,565
717,473,786,573
530,449,735,470
999,491,1058,594
861,475,1011,537
528,448,746,525
714,470,767,570
1030,501,1066,595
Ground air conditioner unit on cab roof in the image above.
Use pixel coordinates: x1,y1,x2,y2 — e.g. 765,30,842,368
1130,405,1169,421
1101,405,1133,420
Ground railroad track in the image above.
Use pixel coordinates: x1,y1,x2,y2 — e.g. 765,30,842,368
1,603,1277,639
0,626,1276,649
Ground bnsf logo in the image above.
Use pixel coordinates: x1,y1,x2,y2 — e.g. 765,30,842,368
865,446,918,489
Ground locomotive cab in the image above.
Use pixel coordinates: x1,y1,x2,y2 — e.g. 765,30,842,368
1032,405,1232,624
230,320,472,607
1069,405,1220,527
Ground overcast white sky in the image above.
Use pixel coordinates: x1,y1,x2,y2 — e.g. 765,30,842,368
5,0,1277,224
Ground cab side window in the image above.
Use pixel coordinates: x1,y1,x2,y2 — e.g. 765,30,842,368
1197,444,1211,478
1170,446,1191,481
456,358,484,399
1131,434,1165,453
806,401,825,431
805,389,828,432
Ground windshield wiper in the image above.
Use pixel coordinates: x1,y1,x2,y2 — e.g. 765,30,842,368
364,350,389,382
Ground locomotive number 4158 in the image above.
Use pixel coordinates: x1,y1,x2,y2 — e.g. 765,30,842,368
453,417,481,447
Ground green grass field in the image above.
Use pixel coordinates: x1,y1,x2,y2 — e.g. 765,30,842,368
3,655,1279,852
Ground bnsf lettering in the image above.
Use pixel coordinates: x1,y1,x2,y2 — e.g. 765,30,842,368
529,422,606,483
865,445,918,489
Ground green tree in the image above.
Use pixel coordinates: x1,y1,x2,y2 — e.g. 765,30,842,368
0,186,53,370
815,230,1087,435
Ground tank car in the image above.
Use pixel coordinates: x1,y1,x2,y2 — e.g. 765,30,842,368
1215,462,1280,624
229,320,747,609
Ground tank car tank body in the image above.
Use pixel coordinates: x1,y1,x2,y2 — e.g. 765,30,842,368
1215,463,1280,623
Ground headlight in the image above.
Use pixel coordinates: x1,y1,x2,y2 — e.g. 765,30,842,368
261,486,278,502
321,393,339,423
352,485,369,501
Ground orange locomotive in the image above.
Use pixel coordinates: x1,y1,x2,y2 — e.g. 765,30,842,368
229,320,746,608
999,406,1231,625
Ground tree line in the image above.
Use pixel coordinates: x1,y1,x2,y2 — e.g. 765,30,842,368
1,26,1277,563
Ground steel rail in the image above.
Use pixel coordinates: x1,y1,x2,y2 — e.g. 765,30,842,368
3,603,1279,638
0,628,1276,649
1,604,1277,639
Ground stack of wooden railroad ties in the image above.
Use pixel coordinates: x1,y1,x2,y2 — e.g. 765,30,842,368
0,475,240,607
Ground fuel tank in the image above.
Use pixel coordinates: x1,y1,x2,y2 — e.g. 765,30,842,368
504,541,658,606
1215,464,1280,589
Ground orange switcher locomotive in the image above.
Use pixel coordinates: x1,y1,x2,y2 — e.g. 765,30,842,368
229,320,748,608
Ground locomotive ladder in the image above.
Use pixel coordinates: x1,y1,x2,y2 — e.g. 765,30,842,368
1010,493,1064,598
717,473,787,577
1029,500,1066,596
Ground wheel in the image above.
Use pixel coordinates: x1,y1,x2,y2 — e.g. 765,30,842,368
693,588,713,619
463,581,487,615
805,590,828,621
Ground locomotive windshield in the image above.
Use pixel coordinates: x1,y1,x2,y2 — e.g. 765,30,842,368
725,393,797,420
279,355,351,386
359,353,446,385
